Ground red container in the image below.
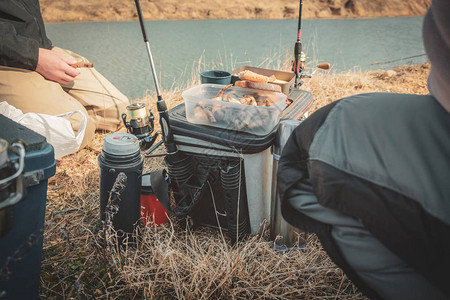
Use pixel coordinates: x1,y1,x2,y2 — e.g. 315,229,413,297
141,173,169,226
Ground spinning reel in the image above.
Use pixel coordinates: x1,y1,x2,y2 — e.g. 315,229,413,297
122,103,161,151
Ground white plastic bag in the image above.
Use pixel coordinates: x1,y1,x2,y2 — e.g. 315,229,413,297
0,101,86,159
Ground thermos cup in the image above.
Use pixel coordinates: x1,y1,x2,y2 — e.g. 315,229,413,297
98,133,144,236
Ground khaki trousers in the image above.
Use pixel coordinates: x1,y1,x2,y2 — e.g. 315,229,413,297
0,47,129,149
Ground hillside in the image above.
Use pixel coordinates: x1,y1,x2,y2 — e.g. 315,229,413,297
40,0,431,23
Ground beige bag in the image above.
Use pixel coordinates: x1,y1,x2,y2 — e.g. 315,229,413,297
0,101,86,159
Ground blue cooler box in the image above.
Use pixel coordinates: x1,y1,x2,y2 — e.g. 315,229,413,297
0,115,56,299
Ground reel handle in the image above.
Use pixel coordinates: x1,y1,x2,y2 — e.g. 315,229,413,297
148,109,155,134
121,113,132,133
318,62,330,70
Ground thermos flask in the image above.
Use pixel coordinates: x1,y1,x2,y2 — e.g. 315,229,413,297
98,132,144,236
271,120,306,247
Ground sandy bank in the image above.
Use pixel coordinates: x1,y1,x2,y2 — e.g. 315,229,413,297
40,0,431,23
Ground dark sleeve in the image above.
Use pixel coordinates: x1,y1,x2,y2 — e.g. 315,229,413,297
0,21,40,70
0,1,42,70
278,100,340,208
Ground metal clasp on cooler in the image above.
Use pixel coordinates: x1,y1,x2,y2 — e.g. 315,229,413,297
0,143,25,210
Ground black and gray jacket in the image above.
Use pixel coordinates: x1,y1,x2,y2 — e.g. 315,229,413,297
278,92,450,298
0,0,52,70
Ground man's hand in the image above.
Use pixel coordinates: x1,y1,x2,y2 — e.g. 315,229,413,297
35,48,81,84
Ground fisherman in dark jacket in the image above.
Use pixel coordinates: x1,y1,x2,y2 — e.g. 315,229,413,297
0,0,129,149
278,0,450,299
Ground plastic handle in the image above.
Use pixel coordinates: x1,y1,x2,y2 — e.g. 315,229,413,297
56,110,87,150
0,143,25,210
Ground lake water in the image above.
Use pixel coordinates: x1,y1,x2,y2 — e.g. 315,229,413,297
45,17,427,99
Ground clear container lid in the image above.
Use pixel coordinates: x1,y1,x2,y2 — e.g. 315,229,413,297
182,84,286,111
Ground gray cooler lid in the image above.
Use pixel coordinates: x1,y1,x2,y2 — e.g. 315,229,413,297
102,133,140,155
0,115,46,152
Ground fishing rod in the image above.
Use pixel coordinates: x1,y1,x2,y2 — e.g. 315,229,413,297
291,0,330,86
134,0,179,162
293,0,305,88
134,0,200,219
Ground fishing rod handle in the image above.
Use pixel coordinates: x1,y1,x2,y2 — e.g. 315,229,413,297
157,100,177,154
135,0,148,42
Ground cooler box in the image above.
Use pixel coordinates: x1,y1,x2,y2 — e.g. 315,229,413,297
169,103,276,236
0,115,56,299
168,88,313,241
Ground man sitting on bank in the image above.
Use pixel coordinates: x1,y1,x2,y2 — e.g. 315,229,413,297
278,0,449,299
0,0,129,149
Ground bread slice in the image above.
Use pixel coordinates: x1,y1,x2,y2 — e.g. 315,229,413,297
235,80,282,92
238,70,270,83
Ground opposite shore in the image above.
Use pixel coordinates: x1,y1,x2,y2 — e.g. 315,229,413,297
40,0,430,23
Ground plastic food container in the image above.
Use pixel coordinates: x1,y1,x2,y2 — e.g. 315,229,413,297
183,84,287,135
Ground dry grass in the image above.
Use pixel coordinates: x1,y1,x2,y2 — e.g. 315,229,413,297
302,63,430,112
40,62,430,299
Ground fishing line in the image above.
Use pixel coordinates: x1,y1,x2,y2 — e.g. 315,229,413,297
370,53,427,66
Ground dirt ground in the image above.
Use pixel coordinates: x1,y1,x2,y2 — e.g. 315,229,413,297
40,0,431,23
